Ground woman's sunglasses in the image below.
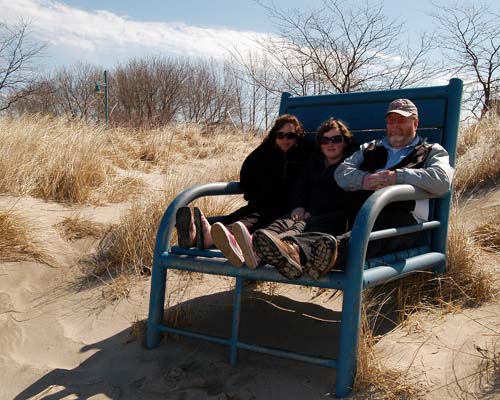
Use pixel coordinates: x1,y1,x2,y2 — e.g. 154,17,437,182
319,135,343,145
276,132,298,140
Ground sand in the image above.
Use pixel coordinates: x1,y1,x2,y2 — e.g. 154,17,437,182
0,192,498,400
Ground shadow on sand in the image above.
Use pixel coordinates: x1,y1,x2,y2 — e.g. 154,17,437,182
14,288,398,400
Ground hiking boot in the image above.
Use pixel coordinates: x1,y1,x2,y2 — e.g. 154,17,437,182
175,207,195,248
232,221,260,269
252,229,302,279
211,222,244,267
194,207,212,249
303,235,338,280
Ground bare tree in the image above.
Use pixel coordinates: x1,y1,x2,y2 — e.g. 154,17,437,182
226,48,282,131
253,0,437,94
0,20,45,112
179,59,240,126
431,2,500,118
112,56,187,127
11,63,101,120
55,63,100,119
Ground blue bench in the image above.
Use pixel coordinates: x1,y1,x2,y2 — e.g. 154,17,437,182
146,78,463,398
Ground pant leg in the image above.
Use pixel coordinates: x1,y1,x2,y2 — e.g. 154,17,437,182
303,211,349,236
369,206,420,257
264,214,296,236
338,206,420,263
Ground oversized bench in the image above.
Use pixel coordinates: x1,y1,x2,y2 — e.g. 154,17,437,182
146,78,463,398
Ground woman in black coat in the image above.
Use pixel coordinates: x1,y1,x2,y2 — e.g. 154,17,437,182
176,114,314,267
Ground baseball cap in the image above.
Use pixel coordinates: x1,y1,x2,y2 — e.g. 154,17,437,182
386,98,418,119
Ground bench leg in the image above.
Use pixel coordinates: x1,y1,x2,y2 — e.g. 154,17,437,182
335,284,362,398
230,277,244,366
146,261,167,349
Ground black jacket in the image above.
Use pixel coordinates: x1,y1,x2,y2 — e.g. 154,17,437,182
291,149,347,216
239,137,313,222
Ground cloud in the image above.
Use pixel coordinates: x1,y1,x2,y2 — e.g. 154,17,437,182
0,0,270,68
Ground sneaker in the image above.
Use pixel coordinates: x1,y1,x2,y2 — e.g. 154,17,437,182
303,235,338,280
252,229,302,279
232,221,260,269
175,207,195,248
211,222,244,267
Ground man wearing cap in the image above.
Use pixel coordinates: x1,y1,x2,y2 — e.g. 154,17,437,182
334,98,453,224
252,98,454,280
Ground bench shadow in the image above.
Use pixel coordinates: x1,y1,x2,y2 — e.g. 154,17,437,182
14,288,398,400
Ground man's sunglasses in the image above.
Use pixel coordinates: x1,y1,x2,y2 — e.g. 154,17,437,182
276,132,298,140
319,135,343,145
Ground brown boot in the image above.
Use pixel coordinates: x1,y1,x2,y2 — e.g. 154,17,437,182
175,207,196,248
252,229,302,279
303,235,338,280
194,207,213,249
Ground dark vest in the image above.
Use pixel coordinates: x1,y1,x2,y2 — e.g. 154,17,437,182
348,136,433,226
360,137,433,173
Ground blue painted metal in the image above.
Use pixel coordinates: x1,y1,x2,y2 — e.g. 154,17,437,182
230,278,243,366
146,79,463,399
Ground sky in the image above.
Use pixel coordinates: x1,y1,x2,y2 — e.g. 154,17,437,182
1,0,498,73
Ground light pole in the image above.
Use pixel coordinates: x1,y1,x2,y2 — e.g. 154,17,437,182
95,70,109,126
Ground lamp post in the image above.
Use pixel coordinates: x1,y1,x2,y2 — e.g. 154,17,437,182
94,70,109,126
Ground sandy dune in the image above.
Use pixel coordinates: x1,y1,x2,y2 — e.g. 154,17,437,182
0,192,498,400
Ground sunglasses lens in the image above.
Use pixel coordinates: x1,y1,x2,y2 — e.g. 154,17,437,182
277,132,297,139
320,135,343,144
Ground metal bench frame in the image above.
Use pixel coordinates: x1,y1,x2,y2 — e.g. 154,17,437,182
146,78,463,398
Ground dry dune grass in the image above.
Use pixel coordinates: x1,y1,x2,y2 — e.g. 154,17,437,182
0,115,109,203
472,217,500,252
0,115,257,205
455,114,500,193
103,123,260,172
0,208,53,265
443,205,496,306
353,307,419,399
56,214,108,241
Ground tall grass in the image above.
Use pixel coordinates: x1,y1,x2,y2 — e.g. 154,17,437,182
455,114,500,193
0,208,53,265
472,214,500,252
0,115,109,203
0,115,259,203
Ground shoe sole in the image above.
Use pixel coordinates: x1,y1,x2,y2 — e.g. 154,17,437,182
176,207,193,248
211,222,244,267
232,222,259,269
253,230,302,279
304,236,337,280
193,207,204,249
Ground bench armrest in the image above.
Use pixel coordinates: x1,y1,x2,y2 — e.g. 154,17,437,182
345,184,440,280
153,181,242,258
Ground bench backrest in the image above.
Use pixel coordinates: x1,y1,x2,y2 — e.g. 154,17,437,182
279,79,463,168
279,78,463,255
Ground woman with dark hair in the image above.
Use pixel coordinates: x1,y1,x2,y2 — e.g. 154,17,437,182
176,114,314,267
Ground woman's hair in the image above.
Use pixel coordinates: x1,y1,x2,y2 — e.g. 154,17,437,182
263,114,305,145
316,118,353,147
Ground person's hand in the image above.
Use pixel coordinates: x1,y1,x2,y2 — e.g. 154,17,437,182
291,207,306,221
362,170,397,190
